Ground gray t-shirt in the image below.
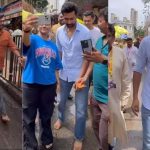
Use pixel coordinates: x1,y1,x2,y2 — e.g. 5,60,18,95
89,27,102,48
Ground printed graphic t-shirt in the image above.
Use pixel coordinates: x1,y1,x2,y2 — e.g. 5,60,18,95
23,34,62,85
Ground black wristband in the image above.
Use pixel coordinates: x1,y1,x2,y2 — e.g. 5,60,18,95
102,59,108,65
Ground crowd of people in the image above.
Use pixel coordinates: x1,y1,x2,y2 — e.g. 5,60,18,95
0,1,150,150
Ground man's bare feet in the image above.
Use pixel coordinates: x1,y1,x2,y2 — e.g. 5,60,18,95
54,119,62,130
1,115,10,123
73,140,83,150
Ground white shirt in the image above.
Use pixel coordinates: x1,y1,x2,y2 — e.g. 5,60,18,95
56,23,91,82
124,45,138,74
89,27,101,47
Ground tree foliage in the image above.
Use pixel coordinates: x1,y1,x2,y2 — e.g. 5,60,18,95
24,0,48,12
142,0,150,4
134,26,145,37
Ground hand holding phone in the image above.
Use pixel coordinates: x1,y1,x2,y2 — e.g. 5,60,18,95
37,15,51,25
81,39,93,53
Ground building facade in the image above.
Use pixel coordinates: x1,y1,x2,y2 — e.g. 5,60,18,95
0,0,22,29
110,13,119,23
145,15,150,35
130,8,138,27
118,21,134,38
47,0,107,17
110,13,135,38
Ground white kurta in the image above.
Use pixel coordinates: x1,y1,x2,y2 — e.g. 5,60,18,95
108,46,131,148
124,45,138,76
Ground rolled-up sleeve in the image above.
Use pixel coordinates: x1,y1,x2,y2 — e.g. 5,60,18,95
134,39,147,73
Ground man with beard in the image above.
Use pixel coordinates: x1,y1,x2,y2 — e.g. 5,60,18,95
51,13,73,102
54,2,92,150
0,21,22,123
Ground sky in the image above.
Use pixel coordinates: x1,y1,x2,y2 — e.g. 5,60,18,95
109,0,145,26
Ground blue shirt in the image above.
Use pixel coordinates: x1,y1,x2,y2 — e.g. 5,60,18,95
56,23,91,82
93,37,108,103
23,34,63,85
134,36,150,110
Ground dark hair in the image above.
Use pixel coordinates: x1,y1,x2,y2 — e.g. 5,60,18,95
61,2,78,15
98,7,108,22
107,24,115,51
126,37,133,41
93,15,98,24
108,24,115,37
83,11,95,19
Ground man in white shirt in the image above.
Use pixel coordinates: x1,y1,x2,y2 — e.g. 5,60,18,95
124,38,138,75
123,38,138,111
83,11,102,103
83,11,101,48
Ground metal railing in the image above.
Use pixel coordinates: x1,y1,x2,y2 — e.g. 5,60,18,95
1,35,22,90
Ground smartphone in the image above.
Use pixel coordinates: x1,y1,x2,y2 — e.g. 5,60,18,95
37,15,51,25
80,39,93,53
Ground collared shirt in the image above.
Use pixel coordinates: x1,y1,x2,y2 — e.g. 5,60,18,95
134,36,150,110
56,23,91,82
0,29,17,69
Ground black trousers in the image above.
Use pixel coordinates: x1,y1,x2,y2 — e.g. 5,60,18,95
22,83,56,150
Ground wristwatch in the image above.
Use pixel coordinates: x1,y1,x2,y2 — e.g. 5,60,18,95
102,58,108,65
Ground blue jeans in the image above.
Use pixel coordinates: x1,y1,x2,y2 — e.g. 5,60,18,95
0,94,7,116
0,71,6,116
58,78,89,141
142,105,150,150
23,83,56,150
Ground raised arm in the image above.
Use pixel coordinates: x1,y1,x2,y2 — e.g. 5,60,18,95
23,15,38,47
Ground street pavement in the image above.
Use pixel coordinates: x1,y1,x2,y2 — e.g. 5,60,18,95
0,86,22,150
0,86,143,150
51,90,143,150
